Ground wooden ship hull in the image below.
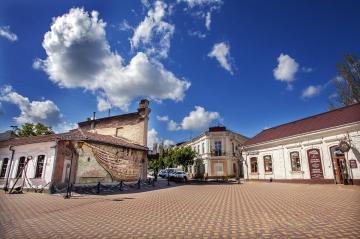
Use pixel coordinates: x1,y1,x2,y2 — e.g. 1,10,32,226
89,143,141,182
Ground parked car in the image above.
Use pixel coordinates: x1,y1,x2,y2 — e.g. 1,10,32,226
159,169,167,178
159,168,181,178
173,171,188,182
147,169,154,176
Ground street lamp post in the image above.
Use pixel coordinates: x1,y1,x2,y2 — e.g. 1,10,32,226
64,152,73,199
167,169,170,186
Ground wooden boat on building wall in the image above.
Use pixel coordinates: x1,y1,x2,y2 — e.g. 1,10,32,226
86,143,142,182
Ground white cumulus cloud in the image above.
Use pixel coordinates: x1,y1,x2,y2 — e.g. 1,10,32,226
205,12,211,30
156,115,181,131
156,115,169,121
167,119,181,131
34,7,190,112
147,128,175,149
157,106,221,131
147,128,159,149
0,26,18,42
164,139,175,146
301,85,322,99
131,1,175,59
55,122,78,133
208,42,234,74
273,54,299,89
0,85,63,126
97,97,111,111
178,0,222,32
178,0,223,8
181,106,220,130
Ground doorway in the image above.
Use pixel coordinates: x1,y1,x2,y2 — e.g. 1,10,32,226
330,146,348,184
238,161,244,178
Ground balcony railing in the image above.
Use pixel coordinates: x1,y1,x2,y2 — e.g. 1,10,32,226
210,151,226,157
209,152,240,157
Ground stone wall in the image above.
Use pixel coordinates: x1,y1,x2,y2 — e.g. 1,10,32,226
74,142,147,184
78,100,150,147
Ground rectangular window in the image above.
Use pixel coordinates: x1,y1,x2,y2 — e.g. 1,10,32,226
16,157,26,178
263,155,272,173
215,141,222,156
35,155,45,178
290,151,301,172
250,157,258,173
197,145,200,154
0,158,9,178
215,163,223,176
202,143,205,154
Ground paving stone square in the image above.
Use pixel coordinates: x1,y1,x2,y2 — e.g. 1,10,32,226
1,182,359,238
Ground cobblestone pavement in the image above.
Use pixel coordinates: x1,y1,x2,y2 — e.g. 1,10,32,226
1,182,360,239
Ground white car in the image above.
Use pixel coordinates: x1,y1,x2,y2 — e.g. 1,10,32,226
173,171,188,182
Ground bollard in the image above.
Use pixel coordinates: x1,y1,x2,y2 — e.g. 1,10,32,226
119,181,123,191
97,182,101,194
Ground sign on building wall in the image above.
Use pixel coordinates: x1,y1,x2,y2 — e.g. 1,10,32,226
307,149,324,179
349,159,358,169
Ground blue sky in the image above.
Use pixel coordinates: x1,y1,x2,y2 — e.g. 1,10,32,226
0,0,359,147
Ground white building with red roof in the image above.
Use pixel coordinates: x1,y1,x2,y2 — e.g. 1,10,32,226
0,100,150,192
242,103,360,185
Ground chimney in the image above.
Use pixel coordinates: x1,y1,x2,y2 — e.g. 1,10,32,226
91,112,96,130
138,99,151,118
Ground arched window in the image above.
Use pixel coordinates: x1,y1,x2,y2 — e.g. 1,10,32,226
0,158,9,178
263,155,272,173
16,156,26,178
35,155,45,178
290,151,301,172
250,157,258,173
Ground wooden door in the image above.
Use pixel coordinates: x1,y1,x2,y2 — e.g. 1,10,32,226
332,157,343,184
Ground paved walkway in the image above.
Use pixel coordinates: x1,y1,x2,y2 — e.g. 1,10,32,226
1,182,359,238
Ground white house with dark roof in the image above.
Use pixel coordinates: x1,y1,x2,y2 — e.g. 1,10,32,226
0,99,150,192
180,126,248,178
242,103,360,185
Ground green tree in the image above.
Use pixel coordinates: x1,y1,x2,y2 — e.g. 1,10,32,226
330,54,360,109
165,146,197,171
16,123,54,137
148,155,165,171
164,150,177,168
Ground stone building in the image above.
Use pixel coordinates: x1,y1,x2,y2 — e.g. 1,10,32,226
0,99,150,191
242,103,360,185
181,126,248,178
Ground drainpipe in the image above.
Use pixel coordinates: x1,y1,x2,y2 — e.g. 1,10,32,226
4,145,15,192
346,132,354,185
49,139,61,193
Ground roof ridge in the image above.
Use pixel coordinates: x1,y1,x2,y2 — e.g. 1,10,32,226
77,111,139,125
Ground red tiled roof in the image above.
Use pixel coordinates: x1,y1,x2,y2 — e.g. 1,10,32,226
0,129,148,151
209,126,227,132
0,133,63,147
244,103,360,147
61,129,148,151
